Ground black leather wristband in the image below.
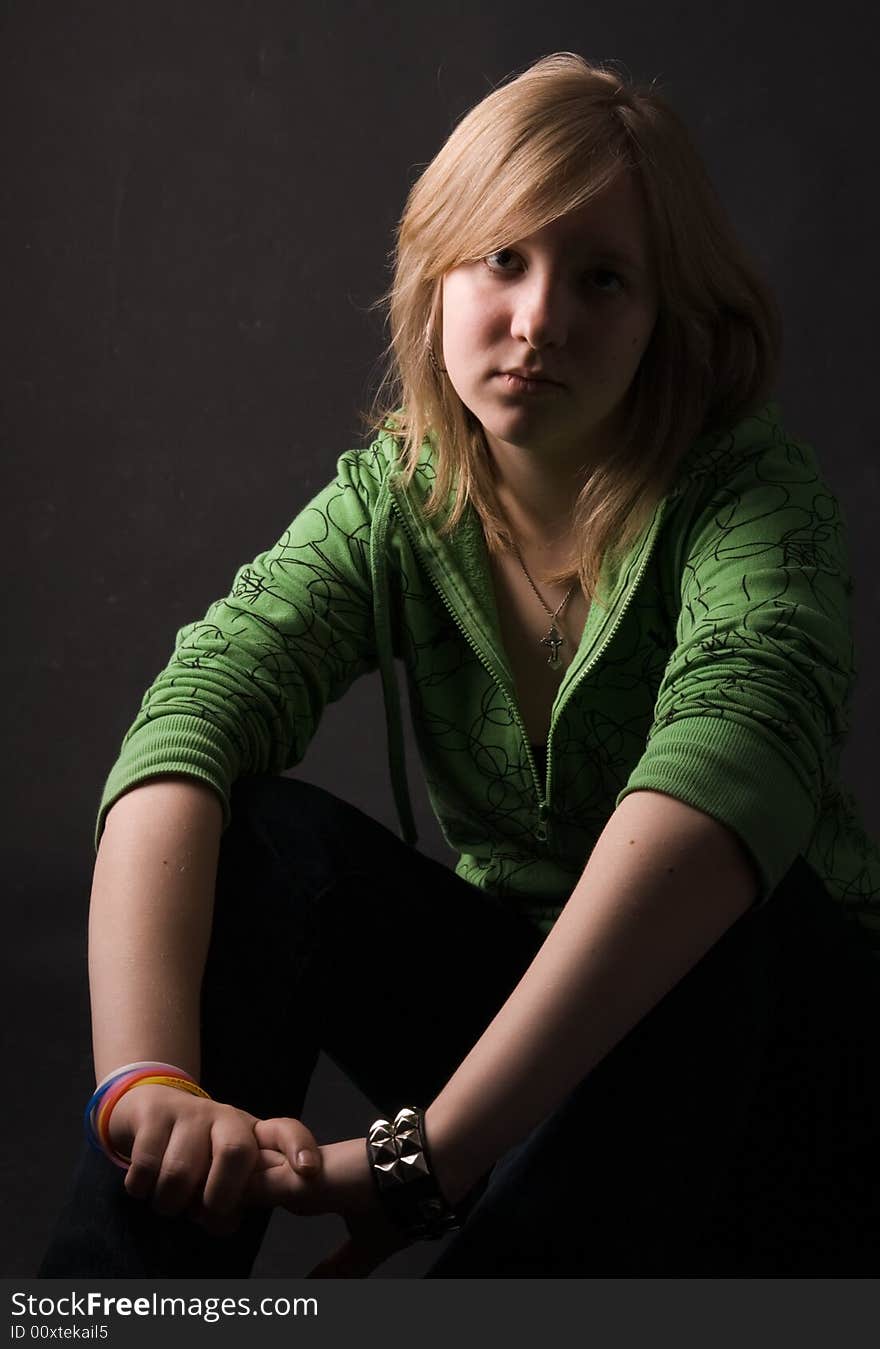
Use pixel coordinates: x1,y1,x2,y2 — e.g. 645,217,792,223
365,1106,460,1241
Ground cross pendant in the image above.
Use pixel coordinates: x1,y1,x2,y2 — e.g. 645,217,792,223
540,624,564,670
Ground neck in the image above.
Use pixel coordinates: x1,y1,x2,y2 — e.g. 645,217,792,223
485,437,588,551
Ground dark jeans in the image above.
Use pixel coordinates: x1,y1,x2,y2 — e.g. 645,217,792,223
39,775,880,1277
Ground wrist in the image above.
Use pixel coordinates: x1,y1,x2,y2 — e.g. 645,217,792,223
84,1062,210,1169
313,1139,407,1253
319,1139,377,1218
423,1105,487,1209
105,1081,174,1148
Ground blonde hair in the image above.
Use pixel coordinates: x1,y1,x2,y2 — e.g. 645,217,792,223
362,51,782,604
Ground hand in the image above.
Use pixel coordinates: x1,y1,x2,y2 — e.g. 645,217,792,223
245,1122,409,1276
107,1084,324,1236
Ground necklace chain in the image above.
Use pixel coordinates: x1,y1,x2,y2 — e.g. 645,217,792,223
509,539,576,671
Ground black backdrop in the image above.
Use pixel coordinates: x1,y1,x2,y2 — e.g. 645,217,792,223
3,0,878,1277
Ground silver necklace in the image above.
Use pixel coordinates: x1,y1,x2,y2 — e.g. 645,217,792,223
509,540,576,671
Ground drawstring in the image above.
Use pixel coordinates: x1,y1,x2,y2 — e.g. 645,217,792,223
370,481,418,847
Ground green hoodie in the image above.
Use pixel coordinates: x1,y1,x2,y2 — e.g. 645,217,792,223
96,401,880,944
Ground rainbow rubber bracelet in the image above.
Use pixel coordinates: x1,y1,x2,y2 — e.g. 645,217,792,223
85,1061,195,1146
94,1060,189,1092
96,1075,211,1164
92,1069,200,1144
86,1069,210,1169
94,1073,208,1149
84,1063,210,1169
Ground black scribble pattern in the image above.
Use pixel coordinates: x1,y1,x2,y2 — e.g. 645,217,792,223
101,410,880,945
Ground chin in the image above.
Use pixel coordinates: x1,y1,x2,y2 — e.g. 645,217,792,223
485,407,558,442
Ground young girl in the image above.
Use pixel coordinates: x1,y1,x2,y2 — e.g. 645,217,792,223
40,51,880,1278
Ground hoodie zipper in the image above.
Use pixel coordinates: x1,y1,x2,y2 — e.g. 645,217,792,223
387,486,667,845
388,493,550,838
545,499,669,804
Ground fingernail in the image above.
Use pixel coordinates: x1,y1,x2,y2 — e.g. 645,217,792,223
296,1148,319,1169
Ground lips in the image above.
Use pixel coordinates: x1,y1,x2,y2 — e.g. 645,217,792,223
501,367,560,384
496,369,563,395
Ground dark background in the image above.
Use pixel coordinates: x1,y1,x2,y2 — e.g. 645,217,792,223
3,0,878,1277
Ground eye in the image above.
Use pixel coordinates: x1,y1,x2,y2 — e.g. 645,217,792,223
589,268,626,294
483,248,521,275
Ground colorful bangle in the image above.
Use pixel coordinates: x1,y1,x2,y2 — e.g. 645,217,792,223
85,1062,192,1154
94,1060,187,1092
84,1061,211,1169
93,1069,201,1146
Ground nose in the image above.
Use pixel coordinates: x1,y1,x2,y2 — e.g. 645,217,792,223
509,269,569,350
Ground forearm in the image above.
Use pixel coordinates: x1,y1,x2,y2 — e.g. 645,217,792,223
425,789,760,1205
88,775,224,1085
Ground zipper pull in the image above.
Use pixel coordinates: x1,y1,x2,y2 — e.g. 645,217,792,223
535,801,549,844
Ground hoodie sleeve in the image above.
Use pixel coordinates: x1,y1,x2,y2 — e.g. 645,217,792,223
94,447,385,851
615,428,857,905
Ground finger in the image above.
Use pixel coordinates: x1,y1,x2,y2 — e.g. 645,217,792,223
151,1123,211,1218
252,1146,288,1172
243,1156,305,1209
123,1119,175,1202
200,1124,259,1221
253,1118,323,1176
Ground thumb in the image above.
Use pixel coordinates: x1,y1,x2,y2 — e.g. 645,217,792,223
253,1118,323,1176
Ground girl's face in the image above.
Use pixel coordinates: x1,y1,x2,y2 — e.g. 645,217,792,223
440,172,659,472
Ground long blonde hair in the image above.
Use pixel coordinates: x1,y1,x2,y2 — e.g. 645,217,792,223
362,51,782,604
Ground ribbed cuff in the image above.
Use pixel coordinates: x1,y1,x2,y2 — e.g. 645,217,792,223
95,716,239,852
615,715,818,905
